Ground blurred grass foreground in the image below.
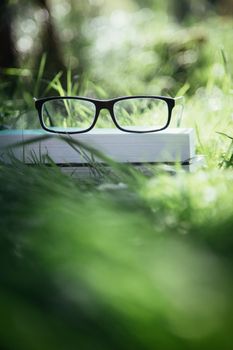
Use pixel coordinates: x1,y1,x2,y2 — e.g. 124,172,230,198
1,162,233,350
1,0,233,350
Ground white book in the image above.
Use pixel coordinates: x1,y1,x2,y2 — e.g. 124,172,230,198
0,128,195,165
0,128,195,164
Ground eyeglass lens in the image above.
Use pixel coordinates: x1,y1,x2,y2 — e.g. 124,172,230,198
42,99,96,132
113,98,168,132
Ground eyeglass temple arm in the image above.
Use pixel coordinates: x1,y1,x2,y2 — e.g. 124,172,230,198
44,105,55,127
33,98,55,128
173,96,185,127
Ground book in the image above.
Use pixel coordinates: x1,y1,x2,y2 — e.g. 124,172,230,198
0,128,195,165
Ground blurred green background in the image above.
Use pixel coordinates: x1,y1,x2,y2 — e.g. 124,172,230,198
1,1,233,350
1,0,233,97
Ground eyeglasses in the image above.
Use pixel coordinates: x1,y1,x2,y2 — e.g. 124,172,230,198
34,95,183,134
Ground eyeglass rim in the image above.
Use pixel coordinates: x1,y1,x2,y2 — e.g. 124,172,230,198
34,95,181,134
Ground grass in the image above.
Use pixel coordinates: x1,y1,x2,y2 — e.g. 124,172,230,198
0,160,233,350
0,8,233,350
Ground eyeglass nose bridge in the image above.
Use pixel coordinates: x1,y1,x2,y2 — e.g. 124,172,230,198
94,100,114,118
94,100,118,128
95,100,114,112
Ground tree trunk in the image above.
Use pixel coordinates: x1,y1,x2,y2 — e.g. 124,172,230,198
208,0,233,14
0,0,18,69
35,0,66,76
172,0,191,21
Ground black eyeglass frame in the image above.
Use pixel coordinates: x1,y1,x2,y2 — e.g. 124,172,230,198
34,95,181,134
